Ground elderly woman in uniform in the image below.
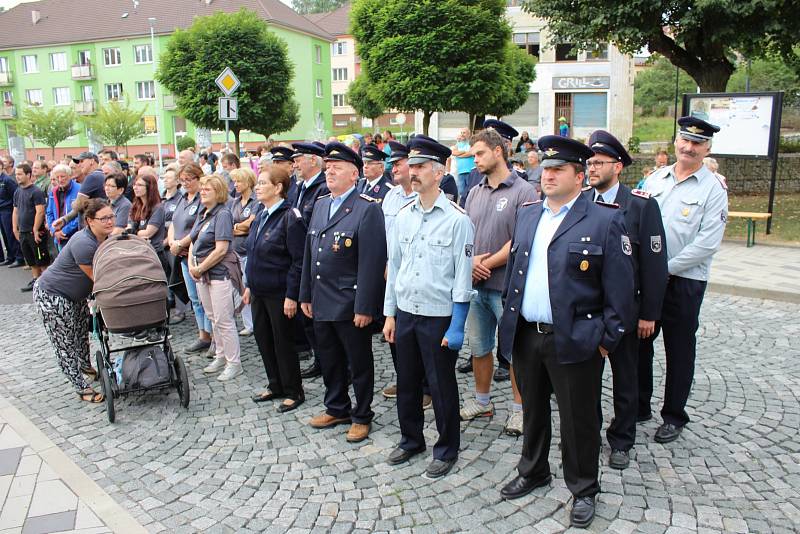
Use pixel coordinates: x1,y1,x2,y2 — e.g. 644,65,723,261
188,174,244,381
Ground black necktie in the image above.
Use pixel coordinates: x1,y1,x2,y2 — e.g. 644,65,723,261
296,183,306,208
596,194,605,203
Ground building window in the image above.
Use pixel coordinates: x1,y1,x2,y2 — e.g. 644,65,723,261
82,86,94,101
49,52,67,71
3,91,14,104
25,89,43,106
134,44,153,64
572,93,607,128
0,58,7,73
142,115,158,134
315,45,322,64
53,87,70,106
513,32,540,58
78,50,91,65
316,79,323,98
332,68,348,81
333,94,347,107
136,80,156,100
22,55,38,73
586,43,609,61
103,48,122,66
555,43,578,62
332,41,347,56
502,92,539,130
105,83,123,101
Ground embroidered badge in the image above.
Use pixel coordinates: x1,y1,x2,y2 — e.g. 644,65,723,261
622,235,632,256
465,244,473,258
496,198,508,212
650,235,662,253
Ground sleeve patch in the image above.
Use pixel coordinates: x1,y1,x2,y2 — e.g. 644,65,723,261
465,244,473,257
622,235,632,256
650,235,662,253
721,212,728,223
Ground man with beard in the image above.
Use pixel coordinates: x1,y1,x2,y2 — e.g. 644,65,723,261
359,144,393,200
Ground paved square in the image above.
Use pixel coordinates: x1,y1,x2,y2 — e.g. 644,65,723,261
0,292,798,533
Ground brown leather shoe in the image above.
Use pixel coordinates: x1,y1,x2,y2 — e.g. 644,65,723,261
309,413,351,429
346,422,371,443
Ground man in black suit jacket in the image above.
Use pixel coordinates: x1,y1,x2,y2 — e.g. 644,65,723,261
497,135,635,529
584,130,669,470
299,142,387,444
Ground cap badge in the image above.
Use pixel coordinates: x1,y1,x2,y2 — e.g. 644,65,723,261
685,126,703,134
591,143,604,148
330,150,339,155
544,148,559,157
409,149,420,155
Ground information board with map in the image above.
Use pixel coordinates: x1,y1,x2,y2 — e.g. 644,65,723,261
682,92,783,158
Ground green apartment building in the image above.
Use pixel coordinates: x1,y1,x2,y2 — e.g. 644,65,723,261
0,0,333,162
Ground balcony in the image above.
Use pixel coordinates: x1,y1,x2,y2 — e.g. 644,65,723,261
162,93,177,110
0,71,12,86
71,64,95,80
73,99,96,115
0,104,15,119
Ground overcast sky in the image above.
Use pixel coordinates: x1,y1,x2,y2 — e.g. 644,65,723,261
0,0,294,11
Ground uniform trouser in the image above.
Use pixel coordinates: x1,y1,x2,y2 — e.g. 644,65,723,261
513,320,602,498
251,294,302,399
299,314,319,365
657,276,706,427
602,332,639,451
395,310,459,461
314,320,374,424
0,208,20,262
196,278,240,364
637,324,661,420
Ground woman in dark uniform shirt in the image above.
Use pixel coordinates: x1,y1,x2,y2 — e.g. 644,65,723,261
244,165,306,411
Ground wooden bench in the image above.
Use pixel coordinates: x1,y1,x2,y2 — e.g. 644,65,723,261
728,211,772,247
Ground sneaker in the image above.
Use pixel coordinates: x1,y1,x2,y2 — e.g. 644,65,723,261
239,328,253,336
133,330,148,341
504,410,523,436
205,342,217,360
203,357,226,374
382,384,397,399
169,311,186,325
184,339,211,354
422,394,433,410
460,398,493,420
217,363,243,381
20,279,35,292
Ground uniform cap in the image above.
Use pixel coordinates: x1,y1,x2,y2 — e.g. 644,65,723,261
270,146,295,163
588,130,632,167
407,134,451,166
538,135,594,168
291,142,325,158
386,140,409,162
362,143,388,162
324,141,363,172
677,116,720,142
72,151,98,163
482,119,518,141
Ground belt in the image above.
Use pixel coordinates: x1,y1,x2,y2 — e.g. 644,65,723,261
522,320,554,334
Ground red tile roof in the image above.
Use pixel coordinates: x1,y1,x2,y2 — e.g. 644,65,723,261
0,0,333,50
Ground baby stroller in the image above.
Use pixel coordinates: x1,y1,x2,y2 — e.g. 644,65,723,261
91,233,190,422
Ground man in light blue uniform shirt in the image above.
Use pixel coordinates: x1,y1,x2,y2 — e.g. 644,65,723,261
640,116,728,444
383,135,475,480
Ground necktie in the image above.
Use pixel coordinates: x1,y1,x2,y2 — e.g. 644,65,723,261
296,183,307,208
596,194,605,203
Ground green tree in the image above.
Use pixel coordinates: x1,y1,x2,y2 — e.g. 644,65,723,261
727,57,800,107
292,0,347,14
483,44,537,125
352,0,514,135
156,9,299,154
521,0,799,92
635,56,696,116
347,73,384,121
15,107,77,158
83,99,145,152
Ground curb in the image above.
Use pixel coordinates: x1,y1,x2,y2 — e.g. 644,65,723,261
708,282,800,304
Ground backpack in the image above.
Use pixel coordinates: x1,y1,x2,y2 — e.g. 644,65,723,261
122,346,171,390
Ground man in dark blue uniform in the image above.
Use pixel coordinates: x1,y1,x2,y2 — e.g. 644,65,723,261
497,135,634,529
0,155,22,266
359,144,393,200
270,146,297,202
300,142,387,443
584,130,669,470
290,142,330,379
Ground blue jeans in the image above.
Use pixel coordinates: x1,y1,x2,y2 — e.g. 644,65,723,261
181,258,213,334
456,172,471,197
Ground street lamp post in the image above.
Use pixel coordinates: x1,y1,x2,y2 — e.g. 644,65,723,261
148,17,163,171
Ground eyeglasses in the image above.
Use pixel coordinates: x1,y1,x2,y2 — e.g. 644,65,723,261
586,160,617,168
92,215,115,223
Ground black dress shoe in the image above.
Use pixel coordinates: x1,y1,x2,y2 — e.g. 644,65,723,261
300,361,321,379
493,366,510,382
425,457,456,478
387,446,425,465
457,359,472,373
8,260,24,268
654,422,683,443
0,258,12,266
500,474,552,500
252,390,285,403
637,412,653,423
277,396,304,413
609,449,630,470
570,495,596,528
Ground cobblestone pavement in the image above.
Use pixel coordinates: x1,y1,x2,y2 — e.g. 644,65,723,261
0,293,798,533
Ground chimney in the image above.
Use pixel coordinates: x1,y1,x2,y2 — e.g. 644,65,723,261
31,10,41,25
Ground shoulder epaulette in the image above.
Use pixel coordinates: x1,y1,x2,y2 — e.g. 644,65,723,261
398,199,416,212
631,189,651,199
386,183,396,189
449,200,466,214
581,185,593,192
713,174,728,190
521,200,543,207
292,208,303,219
318,193,331,199
360,193,378,202
596,201,620,209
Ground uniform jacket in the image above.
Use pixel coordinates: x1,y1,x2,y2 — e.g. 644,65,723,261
360,174,393,201
440,174,459,203
289,172,330,226
244,201,306,301
299,192,387,321
583,184,668,322
499,193,635,364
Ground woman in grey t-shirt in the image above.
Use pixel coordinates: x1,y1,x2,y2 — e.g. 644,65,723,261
128,173,167,272
33,199,115,403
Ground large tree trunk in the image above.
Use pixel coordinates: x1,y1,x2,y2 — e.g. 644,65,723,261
472,114,485,132
233,128,241,157
685,60,733,92
422,110,432,136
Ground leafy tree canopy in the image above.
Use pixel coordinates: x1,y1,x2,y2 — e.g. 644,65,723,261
292,0,347,15
347,73,384,121
82,99,144,152
15,106,77,158
634,56,696,116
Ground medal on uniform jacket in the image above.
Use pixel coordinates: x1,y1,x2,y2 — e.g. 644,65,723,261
333,232,341,252
579,260,589,271
345,238,352,248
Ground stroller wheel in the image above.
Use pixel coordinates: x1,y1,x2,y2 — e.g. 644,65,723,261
174,355,190,409
96,351,116,423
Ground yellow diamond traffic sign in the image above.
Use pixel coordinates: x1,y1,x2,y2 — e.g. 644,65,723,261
215,67,240,96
